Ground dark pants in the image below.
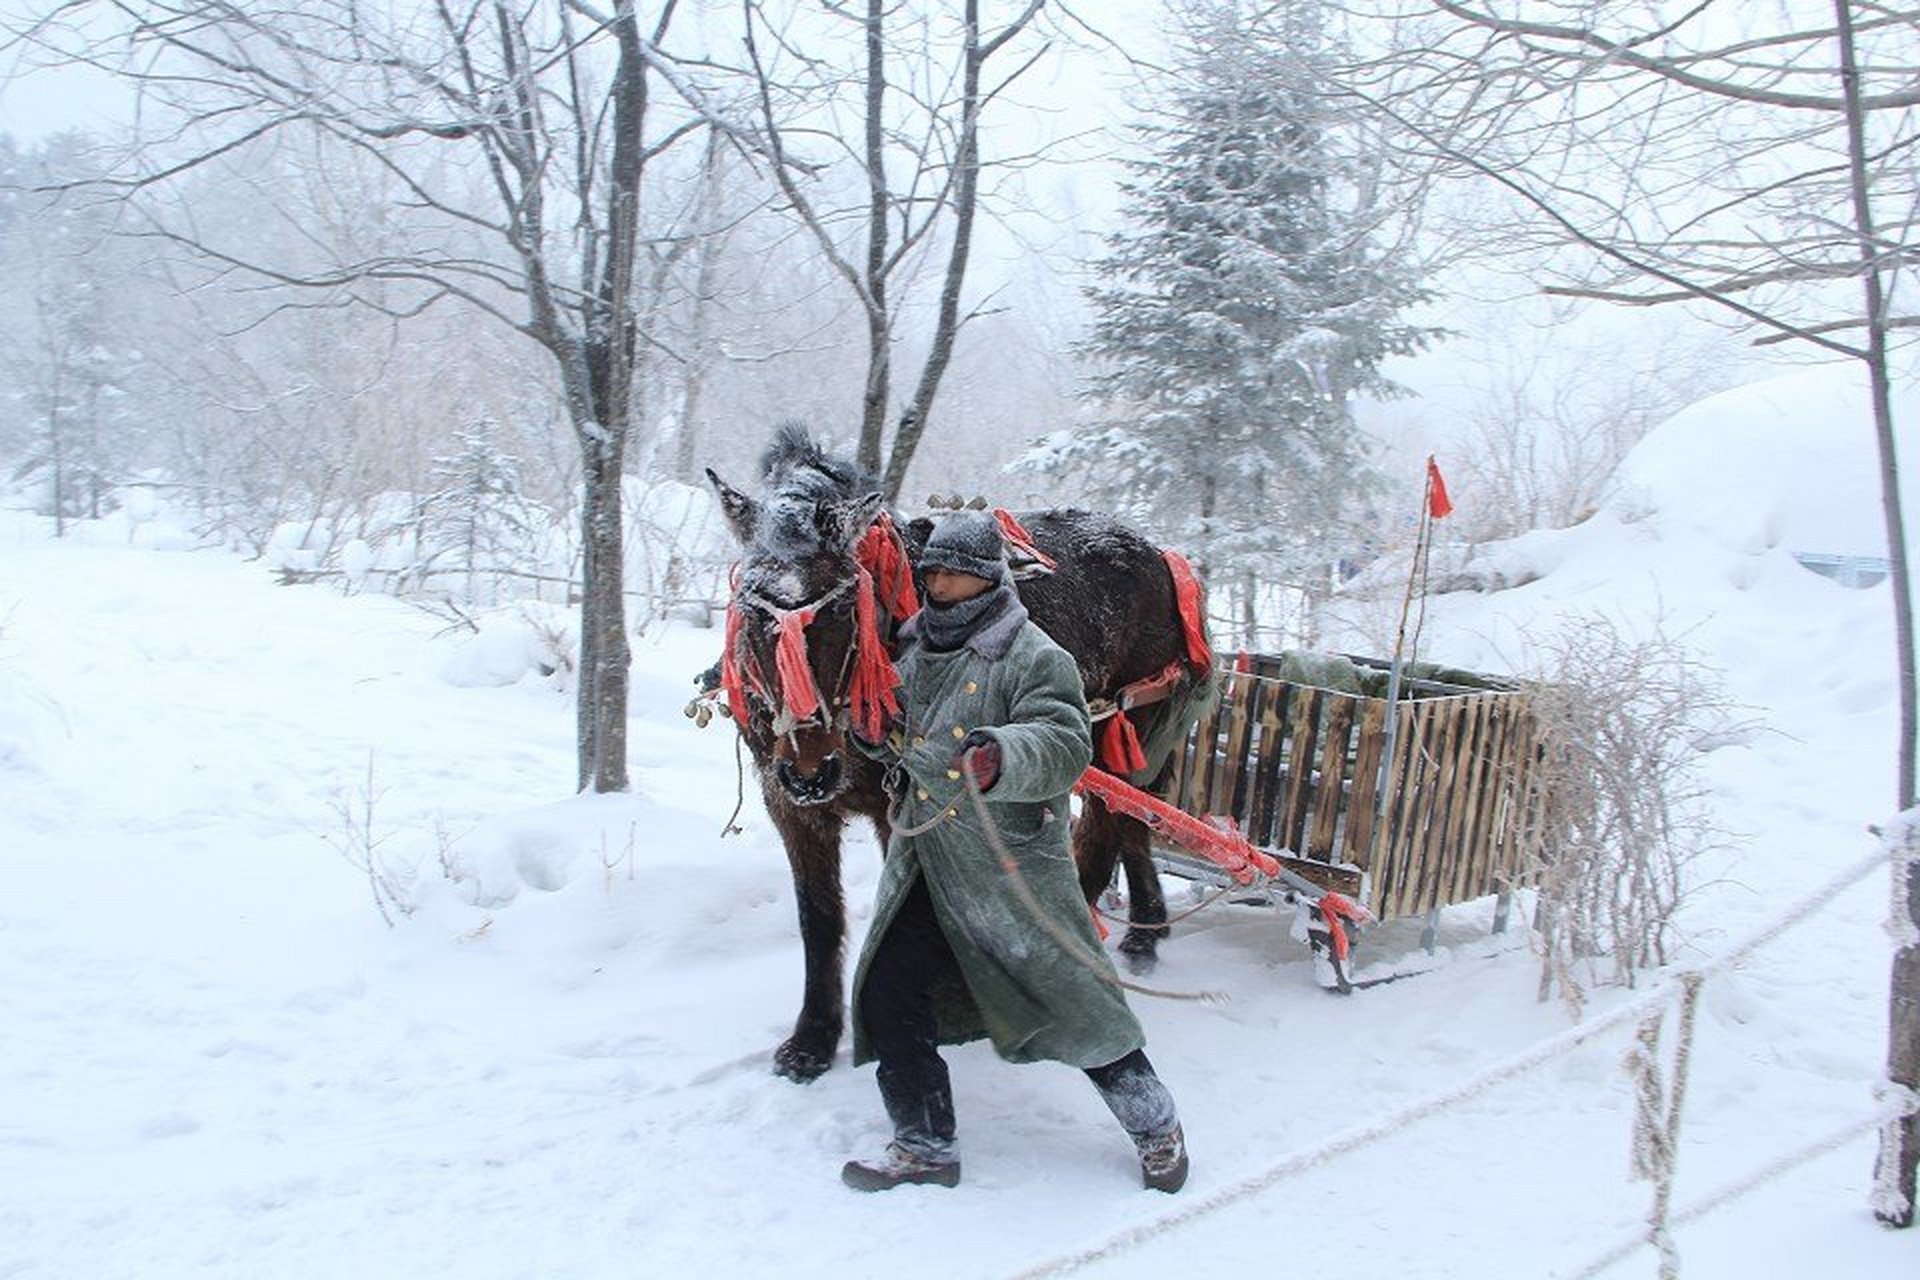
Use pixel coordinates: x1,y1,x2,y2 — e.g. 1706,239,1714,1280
859,875,1178,1162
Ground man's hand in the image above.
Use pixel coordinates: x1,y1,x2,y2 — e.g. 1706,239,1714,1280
954,729,1001,792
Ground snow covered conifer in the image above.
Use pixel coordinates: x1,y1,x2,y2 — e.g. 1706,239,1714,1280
1038,0,1430,641
416,422,540,605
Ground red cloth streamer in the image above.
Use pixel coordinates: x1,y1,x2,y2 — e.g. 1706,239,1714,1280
1161,550,1213,676
720,569,752,726
855,513,920,620
1426,455,1454,521
993,508,1058,572
1100,712,1149,775
847,568,905,742
772,607,822,723
1089,904,1110,942
1316,892,1370,963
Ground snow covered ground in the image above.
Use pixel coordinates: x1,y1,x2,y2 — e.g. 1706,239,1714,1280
3,365,1917,1278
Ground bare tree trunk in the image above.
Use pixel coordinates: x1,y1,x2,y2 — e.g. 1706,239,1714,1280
1835,0,1919,1224
1240,569,1259,651
856,0,892,474
673,132,729,483
570,1,653,795
881,0,984,501
577,430,631,793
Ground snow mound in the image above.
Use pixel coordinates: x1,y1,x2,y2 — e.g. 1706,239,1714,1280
0,662,61,773
1609,362,1917,559
439,614,550,688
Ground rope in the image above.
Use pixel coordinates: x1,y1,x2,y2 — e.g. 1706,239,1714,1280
1625,972,1704,1280
1090,882,1239,931
1568,1091,1920,1280
720,730,747,838
1004,840,1896,1280
958,770,1228,1006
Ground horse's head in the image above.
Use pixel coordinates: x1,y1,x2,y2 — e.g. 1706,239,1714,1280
708,426,888,806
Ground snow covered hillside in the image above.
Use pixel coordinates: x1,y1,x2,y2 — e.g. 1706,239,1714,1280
3,366,1916,1279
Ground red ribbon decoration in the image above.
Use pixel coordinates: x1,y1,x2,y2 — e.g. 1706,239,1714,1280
846,567,904,742
720,567,753,726
1161,549,1213,677
1100,712,1150,775
855,512,920,620
993,508,1058,572
1316,892,1371,963
772,606,822,723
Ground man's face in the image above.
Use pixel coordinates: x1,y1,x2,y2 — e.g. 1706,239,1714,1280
924,567,995,604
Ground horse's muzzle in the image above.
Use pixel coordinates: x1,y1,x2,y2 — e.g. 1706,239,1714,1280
777,753,845,806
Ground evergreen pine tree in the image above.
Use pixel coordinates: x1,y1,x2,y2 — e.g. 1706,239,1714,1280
417,423,538,605
1039,0,1431,636
3,135,139,535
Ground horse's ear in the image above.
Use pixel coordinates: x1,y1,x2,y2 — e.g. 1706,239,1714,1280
706,468,759,544
829,490,885,548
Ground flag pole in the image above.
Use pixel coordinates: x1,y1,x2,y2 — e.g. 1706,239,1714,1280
1372,458,1451,906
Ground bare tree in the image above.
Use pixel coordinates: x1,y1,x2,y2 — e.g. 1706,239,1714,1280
1340,0,1919,1225
10,1,767,792
741,0,1048,498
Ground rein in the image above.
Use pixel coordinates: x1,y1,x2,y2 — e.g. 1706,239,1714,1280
957,770,1227,1005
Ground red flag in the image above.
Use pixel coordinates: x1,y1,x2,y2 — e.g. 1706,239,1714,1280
1426,455,1454,520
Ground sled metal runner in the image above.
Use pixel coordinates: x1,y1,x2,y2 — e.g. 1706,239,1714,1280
1136,651,1550,990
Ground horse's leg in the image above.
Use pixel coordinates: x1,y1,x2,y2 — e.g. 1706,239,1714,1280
1071,794,1122,908
765,793,847,1082
1114,813,1168,973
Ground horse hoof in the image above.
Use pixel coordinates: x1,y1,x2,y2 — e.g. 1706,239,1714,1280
1118,930,1162,974
774,1039,834,1082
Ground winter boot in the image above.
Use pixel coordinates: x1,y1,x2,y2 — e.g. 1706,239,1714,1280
840,1142,961,1192
1135,1122,1189,1194
1086,1049,1187,1192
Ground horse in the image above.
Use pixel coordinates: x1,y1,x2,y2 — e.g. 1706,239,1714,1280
705,424,1213,1082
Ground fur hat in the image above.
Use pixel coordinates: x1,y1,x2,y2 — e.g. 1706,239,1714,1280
918,510,1009,582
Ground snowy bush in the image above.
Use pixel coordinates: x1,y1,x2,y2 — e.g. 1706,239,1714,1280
1525,616,1742,1012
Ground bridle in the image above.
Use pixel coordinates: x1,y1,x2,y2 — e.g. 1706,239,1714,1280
732,576,861,739
722,510,920,747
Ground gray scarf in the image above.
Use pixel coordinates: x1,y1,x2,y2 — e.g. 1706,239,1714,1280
909,579,1029,658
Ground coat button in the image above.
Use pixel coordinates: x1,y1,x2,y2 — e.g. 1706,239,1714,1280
945,807,958,818
951,725,966,739
917,788,930,801
912,736,925,747
965,680,978,694
946,769,961,781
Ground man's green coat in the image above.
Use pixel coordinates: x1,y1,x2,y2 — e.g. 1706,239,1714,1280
850,615,1145,1069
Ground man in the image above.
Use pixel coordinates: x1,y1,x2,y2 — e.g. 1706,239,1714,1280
843,509,1188,1194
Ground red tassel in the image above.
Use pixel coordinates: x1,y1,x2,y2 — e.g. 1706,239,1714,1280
773,607,821,722
847,569,904,742
1090,904,1110,942
855,513,920,620
720,568,752,726
1161,550,1213,676
1100,712,1149,775
993,508,1058,571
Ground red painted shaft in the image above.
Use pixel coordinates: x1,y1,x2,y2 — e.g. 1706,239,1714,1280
1075,767,1281,886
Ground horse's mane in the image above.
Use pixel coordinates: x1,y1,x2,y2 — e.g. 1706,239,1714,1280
759,421,873,501
747,423,876,570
